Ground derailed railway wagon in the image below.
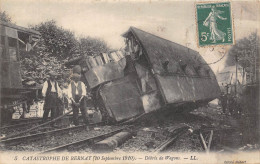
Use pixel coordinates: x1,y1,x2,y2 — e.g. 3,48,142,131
66,27,220,122
0,22,41,125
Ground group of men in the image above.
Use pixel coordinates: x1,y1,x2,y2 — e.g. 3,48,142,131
41,71,89,127
219,92,242,116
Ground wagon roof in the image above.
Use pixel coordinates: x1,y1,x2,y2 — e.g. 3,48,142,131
0,21,41,36
122,27,209,73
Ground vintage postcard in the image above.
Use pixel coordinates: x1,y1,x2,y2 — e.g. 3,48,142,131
0,0,259,164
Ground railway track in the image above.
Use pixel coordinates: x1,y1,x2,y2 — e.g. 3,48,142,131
10,118,42,125
0,121,105,146
0,109,75,139
0,107,225,153
0,114,91,137
0,124,130,152
0,109,140,152
9,115,74,125
0,106,143,152
0,115,75,136
114,110,218,153
41,125,132,153
154,126,190,153
0,122,41,136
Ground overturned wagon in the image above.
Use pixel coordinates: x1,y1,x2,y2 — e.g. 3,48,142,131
66,27,220,122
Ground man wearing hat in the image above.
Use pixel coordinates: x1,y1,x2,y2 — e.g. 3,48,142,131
68,73,89,126
42,71,62,125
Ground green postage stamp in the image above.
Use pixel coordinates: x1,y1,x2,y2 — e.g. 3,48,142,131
196,2,234,46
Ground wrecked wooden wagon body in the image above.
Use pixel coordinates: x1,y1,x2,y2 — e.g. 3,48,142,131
0,22,41,125
66,27,220,122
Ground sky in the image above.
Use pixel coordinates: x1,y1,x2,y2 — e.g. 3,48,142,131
1,0,260,72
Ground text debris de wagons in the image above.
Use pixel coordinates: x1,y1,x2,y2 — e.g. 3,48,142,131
0,22,41,125
66,27,221,122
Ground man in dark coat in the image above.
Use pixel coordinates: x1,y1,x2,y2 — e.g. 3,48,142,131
228,94,236,115
42,71,62,125
220,92,228,114
68,73,89,126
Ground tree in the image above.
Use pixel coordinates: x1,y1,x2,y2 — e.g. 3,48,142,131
20,20,78,84
30,20,78,59
78,37,110,56
20,20,111,85
0,11,12,23
226,32,260,83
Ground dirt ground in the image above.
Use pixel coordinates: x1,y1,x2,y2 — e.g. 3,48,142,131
1,100,259,153
117,102,259,153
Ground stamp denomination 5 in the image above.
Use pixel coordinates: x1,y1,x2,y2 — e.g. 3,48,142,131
196,2,234,46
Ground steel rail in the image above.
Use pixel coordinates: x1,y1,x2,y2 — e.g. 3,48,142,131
1,115,73,135
9,115,73,125
11,113,75,122
10,117,42,124
0,121,105,146
40,125,131,153
0,121,37,130
154,126,189,153
2,109,74,139
0,121,41,131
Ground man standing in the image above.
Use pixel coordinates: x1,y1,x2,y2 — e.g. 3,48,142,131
68,73,89,126
42,71,62,125
220,92,227,114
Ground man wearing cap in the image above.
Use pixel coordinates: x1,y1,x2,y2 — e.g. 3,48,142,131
68,73,89,126
42,71,62,125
